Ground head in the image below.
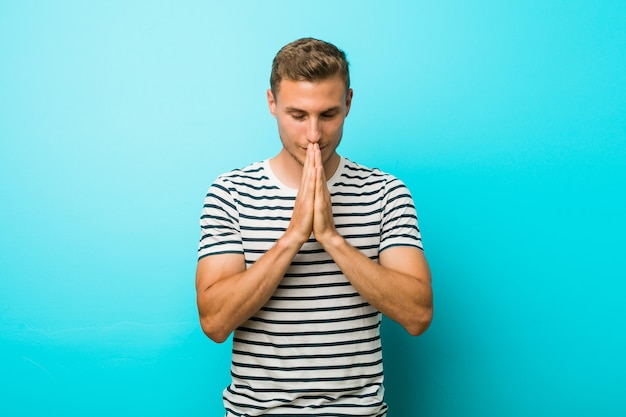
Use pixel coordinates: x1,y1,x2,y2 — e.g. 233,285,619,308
270,37,350,98
267,38,353,175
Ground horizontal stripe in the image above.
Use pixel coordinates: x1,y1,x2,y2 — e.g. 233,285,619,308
248,310,379,326
269,291,359,302
230,370,384,383
232,358,383,373
259,301,370,314
238,321,378,338
232,345,382,361
230,381,383,395
233,334,380,349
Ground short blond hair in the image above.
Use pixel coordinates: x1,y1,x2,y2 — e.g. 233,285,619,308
270,38,350,97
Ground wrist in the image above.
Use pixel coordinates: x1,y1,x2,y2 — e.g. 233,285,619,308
317,231,345,252
280,228,310,251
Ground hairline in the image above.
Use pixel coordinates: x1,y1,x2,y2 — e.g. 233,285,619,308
271,75,350,102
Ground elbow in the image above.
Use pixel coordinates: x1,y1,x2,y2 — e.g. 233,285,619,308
404,305,433,336
405,283,434,336
199,316,231,344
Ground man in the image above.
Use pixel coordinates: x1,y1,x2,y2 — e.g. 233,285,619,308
196,37,433,416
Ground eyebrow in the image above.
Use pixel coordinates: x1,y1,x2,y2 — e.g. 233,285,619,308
285,106,341,114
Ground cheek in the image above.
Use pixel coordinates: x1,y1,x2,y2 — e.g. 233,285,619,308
325,120,344,137
277,120,302,140
276,117,291,131
283,120,306,134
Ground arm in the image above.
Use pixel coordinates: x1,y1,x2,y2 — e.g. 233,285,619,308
311,147,433,335
318,237,433,335
195,235,303,343
195,145,318,343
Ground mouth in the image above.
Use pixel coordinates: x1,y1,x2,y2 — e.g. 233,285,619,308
302,144,326,150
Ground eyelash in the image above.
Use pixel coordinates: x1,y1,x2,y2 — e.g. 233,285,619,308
291,113,335,120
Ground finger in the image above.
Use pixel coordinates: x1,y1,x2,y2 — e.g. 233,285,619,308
315,165,323,197
300,144,315,191
312,144,322,190
314,164,331,212
313,143,322,170
291,146,316,242
302,143,312,174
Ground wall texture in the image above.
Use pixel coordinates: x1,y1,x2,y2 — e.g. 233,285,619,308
1,1,624,416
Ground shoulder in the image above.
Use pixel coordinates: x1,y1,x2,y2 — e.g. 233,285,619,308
209,160,275,192
215,161,266,184
339,158,404,189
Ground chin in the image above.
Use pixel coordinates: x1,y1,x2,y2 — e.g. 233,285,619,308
285,149,306,167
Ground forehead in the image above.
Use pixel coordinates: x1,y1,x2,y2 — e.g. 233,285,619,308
274,76,347,110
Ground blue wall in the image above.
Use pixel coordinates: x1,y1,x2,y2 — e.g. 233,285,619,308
1,1,624,416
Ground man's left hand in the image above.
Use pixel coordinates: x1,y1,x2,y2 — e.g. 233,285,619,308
309,144,339,245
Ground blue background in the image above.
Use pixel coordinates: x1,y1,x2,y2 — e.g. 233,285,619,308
1,1,625,416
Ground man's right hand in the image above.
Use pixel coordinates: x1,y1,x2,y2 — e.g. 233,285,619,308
284,143,316,246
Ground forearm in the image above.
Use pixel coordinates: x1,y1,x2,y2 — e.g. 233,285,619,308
320,234,433,335
196,233,304,343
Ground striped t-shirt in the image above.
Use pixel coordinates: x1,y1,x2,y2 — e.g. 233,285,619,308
198,157,423,416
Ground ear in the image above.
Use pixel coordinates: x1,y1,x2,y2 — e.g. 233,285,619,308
345,88,354,117
267,89,277,118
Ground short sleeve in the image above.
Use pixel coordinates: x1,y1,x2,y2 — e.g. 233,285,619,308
197,178,244,260
379,177,423,253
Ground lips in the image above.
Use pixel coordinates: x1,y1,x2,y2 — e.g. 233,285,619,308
301,145,326,151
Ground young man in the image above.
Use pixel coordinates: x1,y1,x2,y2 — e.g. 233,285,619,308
196,37,433,416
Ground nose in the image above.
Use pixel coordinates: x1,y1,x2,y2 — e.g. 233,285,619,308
305,118,322,143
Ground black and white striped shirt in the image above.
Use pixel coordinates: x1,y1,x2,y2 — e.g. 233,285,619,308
198,157,423,416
